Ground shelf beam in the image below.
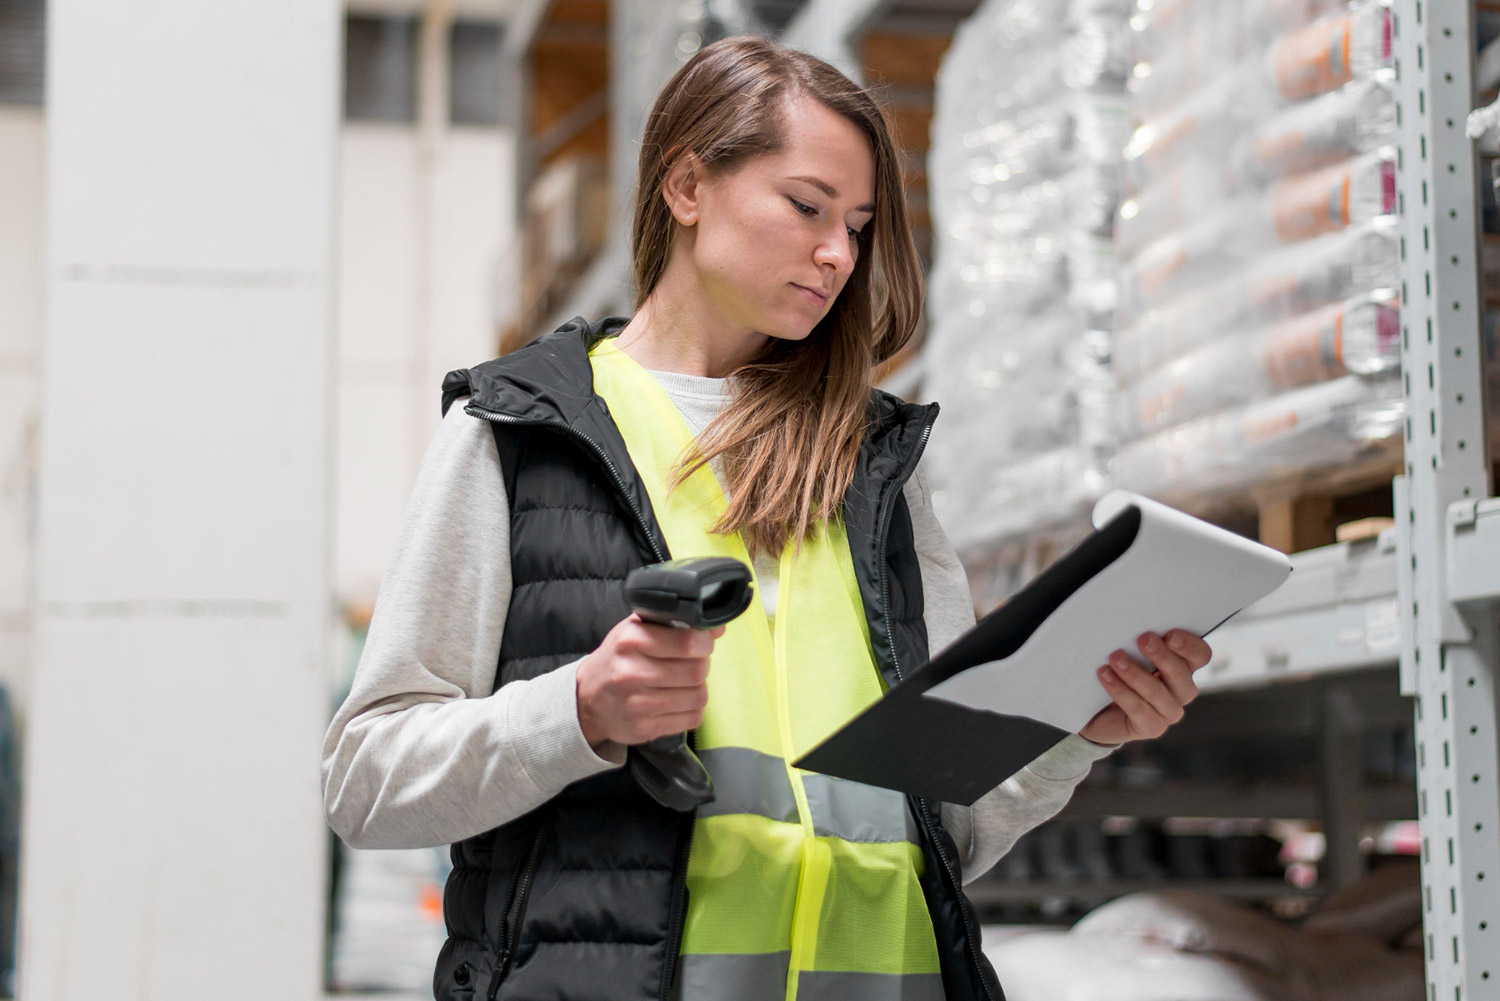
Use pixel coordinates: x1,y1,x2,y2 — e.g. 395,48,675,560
1446,495,1500,603
1193,536,1400,694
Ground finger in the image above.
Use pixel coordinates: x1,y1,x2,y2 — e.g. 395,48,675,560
1136,632,1199,706
659,684,708,715
1097,665,1170,739
639,711,705,742
634,623,717,658
1108,651,1184,726
1166,629,1213,670
638,656,712,688
629,685,708,717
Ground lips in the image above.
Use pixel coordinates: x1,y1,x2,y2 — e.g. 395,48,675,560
792,283,830,306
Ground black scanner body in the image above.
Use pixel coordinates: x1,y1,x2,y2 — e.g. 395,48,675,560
622,557,754,811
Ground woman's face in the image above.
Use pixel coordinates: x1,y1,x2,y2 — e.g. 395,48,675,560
682,96,876,343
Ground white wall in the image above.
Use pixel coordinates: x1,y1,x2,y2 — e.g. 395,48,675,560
335,124,515,610
19,3,340,999
0,109,44,718
327,122,515,994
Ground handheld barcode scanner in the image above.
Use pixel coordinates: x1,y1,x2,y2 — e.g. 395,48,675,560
622,557,754,812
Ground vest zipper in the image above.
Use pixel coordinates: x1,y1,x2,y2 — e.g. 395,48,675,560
914,796,994,1001
878,409,995,1001
487,820,549,1000
463,406,669,564
657,807,696,1001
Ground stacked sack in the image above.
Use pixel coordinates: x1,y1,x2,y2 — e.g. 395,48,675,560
1112,0,1404,500
922,0,1133,553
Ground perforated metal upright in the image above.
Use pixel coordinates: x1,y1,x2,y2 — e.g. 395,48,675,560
1392,0,1500,994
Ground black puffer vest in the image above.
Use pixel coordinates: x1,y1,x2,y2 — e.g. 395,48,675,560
433,316,1003,1001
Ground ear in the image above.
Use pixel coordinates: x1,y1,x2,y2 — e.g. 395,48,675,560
661,151,705,226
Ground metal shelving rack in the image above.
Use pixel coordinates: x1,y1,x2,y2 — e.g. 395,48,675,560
1391,0,1500,993
782,0,1500,988
1069,0,1500,989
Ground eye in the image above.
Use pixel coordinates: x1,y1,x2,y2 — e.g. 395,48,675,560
847,226,864,244
788,197,817,217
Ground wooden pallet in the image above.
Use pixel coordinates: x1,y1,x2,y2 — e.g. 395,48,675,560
963,444,1500,605
1170,444,1406,555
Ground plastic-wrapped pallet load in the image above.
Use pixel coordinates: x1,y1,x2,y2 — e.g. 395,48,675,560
983,874,1425,1001
1117,291,1400,438
923,0,1132,553
1112,0,1402,504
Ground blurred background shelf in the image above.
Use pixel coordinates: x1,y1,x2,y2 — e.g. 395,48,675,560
1059,781,1417,822
966,878,1321,906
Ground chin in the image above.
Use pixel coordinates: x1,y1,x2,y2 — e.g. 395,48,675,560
762,312,822,343
739,297,827,344
768,325,817,343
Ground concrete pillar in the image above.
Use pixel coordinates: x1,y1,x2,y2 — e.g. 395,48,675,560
0,107,44,716
20,1,339,998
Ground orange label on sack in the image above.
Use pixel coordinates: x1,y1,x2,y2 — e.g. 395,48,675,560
1139,248,1190,299
1262,305,1348,388
1272,162,1354,241
1146,113,1199,167
1247,271,1301,307
1244,410,1301,443
1253,127,1308,171
1274,14,1354,101
1137,383,1188,429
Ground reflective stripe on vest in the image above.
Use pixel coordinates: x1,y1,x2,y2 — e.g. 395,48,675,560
680,954,946,1001
588,339,941,1001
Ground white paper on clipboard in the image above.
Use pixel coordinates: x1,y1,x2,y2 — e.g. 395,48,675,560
922,490,1293,732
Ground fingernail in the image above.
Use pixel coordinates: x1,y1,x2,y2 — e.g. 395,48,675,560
1141,633,1159,652
1098,667,1113,682
1169,633,1186,650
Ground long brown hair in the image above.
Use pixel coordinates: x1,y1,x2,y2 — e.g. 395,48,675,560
631,35,923,559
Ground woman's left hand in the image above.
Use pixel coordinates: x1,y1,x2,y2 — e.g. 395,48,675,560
1078,630,1214,746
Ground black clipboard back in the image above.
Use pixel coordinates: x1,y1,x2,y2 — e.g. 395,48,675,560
794,505,1143,804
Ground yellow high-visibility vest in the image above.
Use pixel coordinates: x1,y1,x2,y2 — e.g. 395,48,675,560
589,338,943,1001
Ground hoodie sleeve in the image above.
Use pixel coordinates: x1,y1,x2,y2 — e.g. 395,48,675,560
320,399,626,850
904,460,1116,884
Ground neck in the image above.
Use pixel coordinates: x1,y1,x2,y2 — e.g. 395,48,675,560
613,261,770,379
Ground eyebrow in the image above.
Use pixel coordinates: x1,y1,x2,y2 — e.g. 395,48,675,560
789,175,875,214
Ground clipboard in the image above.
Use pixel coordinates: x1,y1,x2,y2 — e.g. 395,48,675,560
792,490,1293,805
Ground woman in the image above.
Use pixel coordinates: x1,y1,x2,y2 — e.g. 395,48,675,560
322,35,1212,1001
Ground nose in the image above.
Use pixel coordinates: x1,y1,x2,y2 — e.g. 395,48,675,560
813,226,854,278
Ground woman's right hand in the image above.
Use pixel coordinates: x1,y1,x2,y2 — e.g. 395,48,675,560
576,614,724,749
